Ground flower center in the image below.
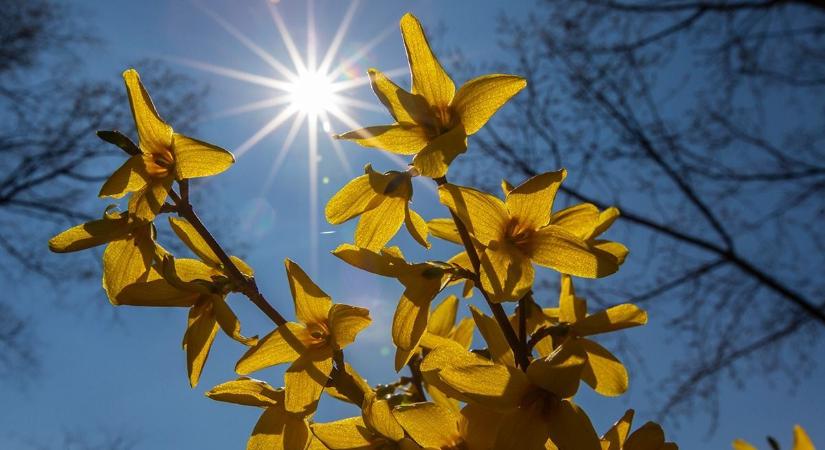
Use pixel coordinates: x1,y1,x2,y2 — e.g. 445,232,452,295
306,322,330,348
143,147,175,178
505,218,534,251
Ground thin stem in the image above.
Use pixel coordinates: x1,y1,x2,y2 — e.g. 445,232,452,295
167,188,366,405
433,176,529,369
518,294,528,365
169,189,287,326
407,354,427,402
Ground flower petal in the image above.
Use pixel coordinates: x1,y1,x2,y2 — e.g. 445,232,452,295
624,422,665,450
285,259,333,326
311,416,373,449
601,409,634,450
172,133,234,180
427,218,462,244
368,68,433,125
412,125,467,178
213,296,258,346
470,305,515,367
399,13,455,108
122,69,173,155
580,339,628,397
168,217,221,266
336,124,429,155
559,274,586,324
437,362,530,411
355,196,407,251
48,213,131,253
546,400,601,450
235,322,306,374
794,425,814,450
206,377,283,408
526,340,586,398
183,299,220,387
329,303,371,350
573,304,647,337
732,439,758,450
438,183,508,246
505,170,566,231
478,243,534,303
98,155,148,198
115,267,198,307
393,402,459,448
453,74,526,135
102,232,154,303
530,225,619,279
593,240,629,266
128,176,172,222
405,206,430,249
451,317,474,349
248,407,311,450
494,406,551,450
332,243,406,278
550,203,600,239
392,288,432,369
285,349,334,414
459,404,502,450
325,175,378,226
428,295,459,337
363,394,405,442
587,207,620,240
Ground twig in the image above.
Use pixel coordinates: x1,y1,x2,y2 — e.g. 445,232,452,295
434,176,530,370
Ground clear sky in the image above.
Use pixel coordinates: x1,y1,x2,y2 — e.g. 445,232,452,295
2,0,823,449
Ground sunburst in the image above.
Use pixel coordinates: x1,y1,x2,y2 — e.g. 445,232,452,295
172,0,412,273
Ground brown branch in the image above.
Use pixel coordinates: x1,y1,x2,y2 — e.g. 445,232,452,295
433,176,530,370
407,354,427,402
168,188,366,405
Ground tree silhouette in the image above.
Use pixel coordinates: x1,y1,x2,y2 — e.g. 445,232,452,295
469,0,825,426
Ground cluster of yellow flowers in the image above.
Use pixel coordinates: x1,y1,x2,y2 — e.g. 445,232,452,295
48,12,815,450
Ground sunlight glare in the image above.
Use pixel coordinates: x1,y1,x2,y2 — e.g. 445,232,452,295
286,71,338,115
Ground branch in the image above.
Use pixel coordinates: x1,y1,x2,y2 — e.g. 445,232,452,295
433,176,530,370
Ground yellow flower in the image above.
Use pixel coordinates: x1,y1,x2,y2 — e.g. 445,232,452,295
311,392,421,449
325,164,428,251
732,425,814,450
114,216,257,387
235,259,371,414
438,170,624,302
336,13,526,178
332,244,457,371
421,342,602,450
392,402,501,450
601,410,678,450
98,69,235,221
206,378,327,450
48,208,156,303
546,274,647,397
548,202,628,265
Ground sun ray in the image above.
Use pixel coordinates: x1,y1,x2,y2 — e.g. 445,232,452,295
318,0,359,75
172,57,293,91
201,96,292,123
306,0,317,72
328,23,397,80
329,67,409,92
235,106,297,157
268,4,307,75
307,113,320,276
193,1,296,80
326,105,436,193
262,111,306,192
333,95,388,114
320,111,354,177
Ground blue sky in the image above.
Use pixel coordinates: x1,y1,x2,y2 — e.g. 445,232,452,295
3,0,823,448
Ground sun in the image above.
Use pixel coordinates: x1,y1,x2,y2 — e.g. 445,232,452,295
179,0,411,274
286,70,338,115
